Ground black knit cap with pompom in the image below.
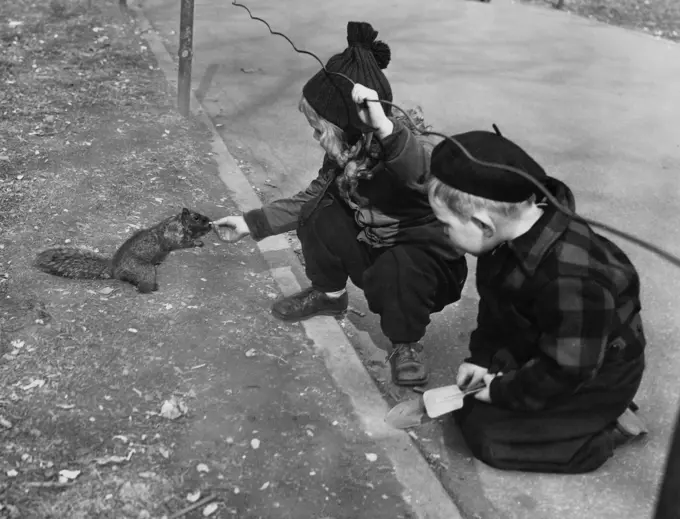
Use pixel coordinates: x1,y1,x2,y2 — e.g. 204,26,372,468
302,21,392,137
430,131,548,203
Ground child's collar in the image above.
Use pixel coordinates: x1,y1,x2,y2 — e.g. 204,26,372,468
505,200,571,276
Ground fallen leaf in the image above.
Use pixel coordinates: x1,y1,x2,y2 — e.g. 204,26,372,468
259,481,270,490
112,435,129,443
128,328,138,333
251,438,260,449
10,340,24,349
99,287,115,295
365,453,378,462
21,379,45,391
160,396,188,420
55,403,75,410
203,503,219,516
95,450,134,466
7,469,18,477
0,416,13,429
196,463,210,473
0,155,8,161
58,469,81,481
158,446,170,459
138,471,156,478
245,348,257,358
187,490,201,502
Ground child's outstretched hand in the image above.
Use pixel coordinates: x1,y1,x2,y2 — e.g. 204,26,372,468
211,215,250,243
352,84,393,139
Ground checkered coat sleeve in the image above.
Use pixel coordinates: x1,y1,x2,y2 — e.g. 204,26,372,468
488,277,616,411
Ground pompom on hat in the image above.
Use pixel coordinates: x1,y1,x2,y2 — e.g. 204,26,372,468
430,129,548,203
302,21,393,136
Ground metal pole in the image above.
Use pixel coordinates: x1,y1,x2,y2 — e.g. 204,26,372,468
177,0,195,117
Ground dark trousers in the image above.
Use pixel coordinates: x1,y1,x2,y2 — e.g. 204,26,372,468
455,347,645,474
297,198,468,344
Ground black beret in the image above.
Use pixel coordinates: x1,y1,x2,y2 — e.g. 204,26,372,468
430,131,548,203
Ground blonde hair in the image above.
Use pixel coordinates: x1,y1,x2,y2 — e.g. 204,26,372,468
428,176,536,221
298,95,381,204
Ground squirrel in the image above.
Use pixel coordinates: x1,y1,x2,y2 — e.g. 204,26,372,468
35,208,213,293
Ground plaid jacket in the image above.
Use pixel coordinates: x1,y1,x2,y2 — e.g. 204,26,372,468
469,178,646,411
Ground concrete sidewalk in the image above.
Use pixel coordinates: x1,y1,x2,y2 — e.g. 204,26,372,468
139,0,680,517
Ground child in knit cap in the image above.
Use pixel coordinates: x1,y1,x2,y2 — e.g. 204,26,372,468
427,129,647,473
213,22,467,386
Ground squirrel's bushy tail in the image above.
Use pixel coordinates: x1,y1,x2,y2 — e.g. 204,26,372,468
35,247,111,280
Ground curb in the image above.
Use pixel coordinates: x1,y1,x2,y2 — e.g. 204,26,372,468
130,3,464,518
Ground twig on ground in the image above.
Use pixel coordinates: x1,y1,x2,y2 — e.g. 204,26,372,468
24,481,74,489
168,494,218,518
261,352,288,364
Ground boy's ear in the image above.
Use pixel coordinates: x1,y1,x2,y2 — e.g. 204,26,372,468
471,210,496,238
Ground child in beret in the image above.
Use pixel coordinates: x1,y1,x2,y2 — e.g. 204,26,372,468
427,129,647,473
213,22,467,386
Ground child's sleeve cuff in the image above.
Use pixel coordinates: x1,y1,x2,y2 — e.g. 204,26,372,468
243,209,273,242
489,377,508,406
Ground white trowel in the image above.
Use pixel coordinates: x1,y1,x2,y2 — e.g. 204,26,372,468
385,383,485,429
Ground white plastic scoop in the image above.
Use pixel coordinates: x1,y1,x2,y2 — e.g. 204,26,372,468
385,383,485,429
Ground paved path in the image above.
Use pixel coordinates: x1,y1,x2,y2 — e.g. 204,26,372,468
140,0,680,517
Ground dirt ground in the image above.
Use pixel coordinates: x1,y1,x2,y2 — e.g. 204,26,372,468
0,2,417,518
519,0,680,42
